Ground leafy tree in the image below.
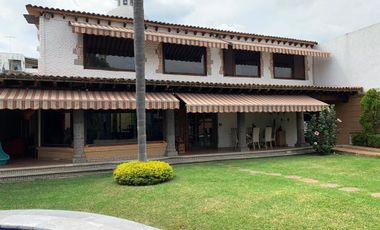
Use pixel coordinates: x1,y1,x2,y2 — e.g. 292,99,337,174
360,89,380,135
306,105,338,154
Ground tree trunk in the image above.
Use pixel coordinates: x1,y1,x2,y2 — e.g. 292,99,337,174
133,0,147,161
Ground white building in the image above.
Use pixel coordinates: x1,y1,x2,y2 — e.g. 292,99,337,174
0,3,361,163
314,23,380,91
0,52,38,74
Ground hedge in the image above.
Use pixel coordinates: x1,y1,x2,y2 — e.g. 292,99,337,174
368,134,380,148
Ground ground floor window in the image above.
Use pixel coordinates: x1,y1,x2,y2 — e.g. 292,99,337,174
86,110,164,145
42,110,72,146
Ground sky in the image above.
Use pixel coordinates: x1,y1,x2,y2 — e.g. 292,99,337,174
1,0,380,58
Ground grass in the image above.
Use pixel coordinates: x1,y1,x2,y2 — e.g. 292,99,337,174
1,154,380,229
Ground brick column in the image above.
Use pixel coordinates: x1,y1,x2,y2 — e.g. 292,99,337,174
166,110,178,156
73,110,86,163
237,113,249,152
296,112,307,147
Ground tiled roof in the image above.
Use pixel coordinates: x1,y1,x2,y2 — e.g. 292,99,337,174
26,4,318,47
0,72,363,93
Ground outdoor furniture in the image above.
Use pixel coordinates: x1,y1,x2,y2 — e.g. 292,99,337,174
264,127,273,149
276,130,287,147
252,128,261,150
0,143,10,166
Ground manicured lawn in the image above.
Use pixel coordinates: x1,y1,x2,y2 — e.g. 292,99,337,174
1,154,380,229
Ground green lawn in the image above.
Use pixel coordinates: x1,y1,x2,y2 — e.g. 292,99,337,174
1,154,380,229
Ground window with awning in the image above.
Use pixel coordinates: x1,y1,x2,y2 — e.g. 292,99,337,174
176,93,328,113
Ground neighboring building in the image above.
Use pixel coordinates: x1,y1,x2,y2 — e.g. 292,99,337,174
314,23,380,144
0,52,38,74
0,3,361,163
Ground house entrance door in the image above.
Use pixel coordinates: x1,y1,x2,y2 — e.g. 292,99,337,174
187,113,218,150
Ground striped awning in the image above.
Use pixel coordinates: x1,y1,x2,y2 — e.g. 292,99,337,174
70,22,229,49
230,41,329,58
176,93,328,113
0,89,179,110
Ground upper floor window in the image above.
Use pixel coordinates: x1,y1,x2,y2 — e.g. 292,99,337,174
9,60,22,72
84,35,135,71
273,54,305,80
163,43,207,75
223,46,260,77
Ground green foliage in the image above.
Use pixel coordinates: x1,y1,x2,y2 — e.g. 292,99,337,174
367,134,380,148
113,161,174,186
306,105,338,154
351,133,368,146
360,89,380,135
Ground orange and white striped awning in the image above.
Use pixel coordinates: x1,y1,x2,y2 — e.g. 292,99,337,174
70,22,229,49
230,41,329,58
0,89,179,110
176,93,328,113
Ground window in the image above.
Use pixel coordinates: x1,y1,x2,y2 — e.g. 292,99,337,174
273,54,305,80
223,46,260,77
163,43,207,75
42,111,72,146
9,60,22,72
84,35,135,71
123,0,128,5
86,110,164,145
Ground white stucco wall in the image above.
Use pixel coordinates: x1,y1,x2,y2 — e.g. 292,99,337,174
314,23,380,91
38,14,314,86
217,112,297,148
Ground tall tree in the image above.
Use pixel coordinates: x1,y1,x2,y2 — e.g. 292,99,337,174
133,0,147,161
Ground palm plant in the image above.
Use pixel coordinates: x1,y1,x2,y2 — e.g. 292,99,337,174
133,0,147,161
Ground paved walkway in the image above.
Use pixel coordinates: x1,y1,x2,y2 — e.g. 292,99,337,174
334,145,380,157
0,210,158,230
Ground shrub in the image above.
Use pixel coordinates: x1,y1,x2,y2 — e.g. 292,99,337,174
351,133,368,146
360,89,380,135
368,134,380,148
306,105,339,154
113,161,174,186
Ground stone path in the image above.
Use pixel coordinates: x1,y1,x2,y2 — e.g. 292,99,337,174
0,210,158,230
235,166,379,199
339,187,361,193
371,193,380,198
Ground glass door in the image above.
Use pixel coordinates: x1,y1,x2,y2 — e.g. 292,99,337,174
187,113,218,149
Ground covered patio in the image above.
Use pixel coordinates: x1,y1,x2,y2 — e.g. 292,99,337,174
0,73,361,168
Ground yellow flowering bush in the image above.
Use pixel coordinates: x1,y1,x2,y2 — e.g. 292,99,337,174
113,161,174,186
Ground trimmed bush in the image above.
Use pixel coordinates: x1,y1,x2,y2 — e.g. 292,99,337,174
113,161,174,186
351,133,368,146
368,134,380,148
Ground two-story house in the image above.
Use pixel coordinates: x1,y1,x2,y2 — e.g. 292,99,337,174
0,1,361,164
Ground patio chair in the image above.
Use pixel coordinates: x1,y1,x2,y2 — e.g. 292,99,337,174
231,128,239,150
264,127,273,150
0,143,10,166
252,128,261,151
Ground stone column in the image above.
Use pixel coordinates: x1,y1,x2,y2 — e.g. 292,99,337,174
296,112,307,147
73,110,86,163
166,110,178,156
237,113,249,152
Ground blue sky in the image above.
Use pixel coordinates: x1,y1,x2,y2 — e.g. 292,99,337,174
1,0,380,58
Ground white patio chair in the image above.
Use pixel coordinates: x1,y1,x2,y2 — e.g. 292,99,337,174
252,127,261,151
265,127,273,149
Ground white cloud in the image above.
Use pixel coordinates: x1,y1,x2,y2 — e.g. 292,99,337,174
1,0,380,58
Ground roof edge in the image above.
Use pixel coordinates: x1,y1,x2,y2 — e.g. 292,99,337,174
25,4,318,47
